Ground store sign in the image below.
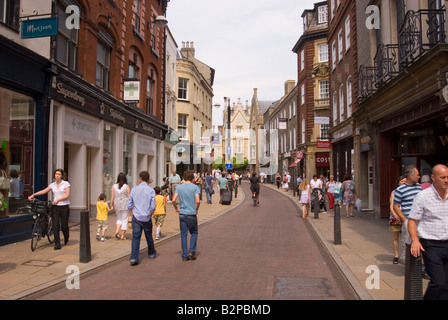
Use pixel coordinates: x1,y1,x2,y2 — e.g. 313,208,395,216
279,118,287,130
123,80,140,102
317,141,331,149
65,110,99,141
315,153,330,167
21,17,58,39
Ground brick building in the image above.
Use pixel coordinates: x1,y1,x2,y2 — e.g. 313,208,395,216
292,1,331,180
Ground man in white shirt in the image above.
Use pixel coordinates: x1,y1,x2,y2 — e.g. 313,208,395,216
408,164,448,300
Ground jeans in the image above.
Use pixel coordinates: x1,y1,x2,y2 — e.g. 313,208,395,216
179,214,198,259
130,216,156,262
205,186,212,203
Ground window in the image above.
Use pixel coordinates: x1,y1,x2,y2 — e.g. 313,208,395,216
56,1,79,70
96,28,113,90
319,80,330,99
146,76,154,115
301,85,305,105
134,0,142,33
123,132,134,188
332,41,337,70
330,0,335,20
0,0,19,29
103,124,115,197
346,77,352,117
339,85,345,122
178,114,188,140
318,43,328,62
333,93,338,125
318,5,328,24
338,29,343,61
301,119,306,144
300,50,305,71
320,124,330,140
178,78,188,100
345,17,351,51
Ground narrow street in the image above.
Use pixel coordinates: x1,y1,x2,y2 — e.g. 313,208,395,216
37,183,358,300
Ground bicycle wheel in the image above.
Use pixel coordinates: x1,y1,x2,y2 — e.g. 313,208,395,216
46,216,55,244
31,218,42,251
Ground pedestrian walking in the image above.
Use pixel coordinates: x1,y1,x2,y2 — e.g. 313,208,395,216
153,186,167,240
408,164,448,300
326,175,336,212
168,169,181,201
127,171,157,266
28,169,70,250
276,173,281,189
389,175,406,264
393,165,422,262
204,172,214,204
342,173,356,218
282,174,289,191
172,170,200,261
299,179,311,219
111,172,130,240
218,172,228,203
96,193,112,241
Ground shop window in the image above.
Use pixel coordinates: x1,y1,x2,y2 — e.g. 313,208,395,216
123,132,133,188
103,124,115,197
0,87,35,217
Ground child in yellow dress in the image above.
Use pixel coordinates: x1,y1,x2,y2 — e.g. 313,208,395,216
154,187,167,240
96,193,112,241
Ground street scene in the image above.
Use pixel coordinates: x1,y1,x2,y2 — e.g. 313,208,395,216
1,0,448,302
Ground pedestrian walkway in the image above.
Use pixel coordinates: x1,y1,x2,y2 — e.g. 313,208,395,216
263,183,429,300
0,187,245,300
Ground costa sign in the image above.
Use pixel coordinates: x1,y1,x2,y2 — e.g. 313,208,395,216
316,153,330,167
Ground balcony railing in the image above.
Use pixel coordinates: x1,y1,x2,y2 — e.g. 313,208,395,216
359,9,446,100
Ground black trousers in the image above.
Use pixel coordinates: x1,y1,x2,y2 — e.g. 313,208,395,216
52,205,70,247
421,238,448,300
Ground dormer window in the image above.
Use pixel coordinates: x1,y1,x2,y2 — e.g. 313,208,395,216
318,5,328,24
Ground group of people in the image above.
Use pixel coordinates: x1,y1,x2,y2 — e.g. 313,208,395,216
388,164,448,300
296,173,357,219
28,168,201,264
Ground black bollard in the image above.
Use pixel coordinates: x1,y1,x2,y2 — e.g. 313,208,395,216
404,243,423,300
79,210,91,263
313,191,319,219
334,202,341,245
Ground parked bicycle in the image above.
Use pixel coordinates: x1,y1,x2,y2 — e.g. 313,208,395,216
30,200,54,251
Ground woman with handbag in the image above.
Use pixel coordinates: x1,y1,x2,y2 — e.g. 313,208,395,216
111,172,130,240
28,169,70,250
389,175,406,264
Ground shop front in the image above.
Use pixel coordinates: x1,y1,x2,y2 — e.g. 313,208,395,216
50,68,167,221
0,36,52,245
330,123,354,182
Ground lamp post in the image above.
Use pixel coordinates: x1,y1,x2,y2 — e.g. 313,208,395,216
224,97,232,172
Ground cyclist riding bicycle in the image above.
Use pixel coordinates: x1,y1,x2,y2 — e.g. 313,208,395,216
249,172,260,205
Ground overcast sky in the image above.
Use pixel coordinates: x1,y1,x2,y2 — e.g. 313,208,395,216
166,0,316,127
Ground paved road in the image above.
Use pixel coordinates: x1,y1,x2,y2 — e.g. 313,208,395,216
37,183,358,300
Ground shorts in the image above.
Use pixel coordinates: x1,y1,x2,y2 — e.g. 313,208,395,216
97,220,108,231
154,214,166,226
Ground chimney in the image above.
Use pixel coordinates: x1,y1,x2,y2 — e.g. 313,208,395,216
284,80,296,96
181,41,195,60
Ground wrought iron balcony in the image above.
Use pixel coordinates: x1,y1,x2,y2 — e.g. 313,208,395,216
359,9,446,100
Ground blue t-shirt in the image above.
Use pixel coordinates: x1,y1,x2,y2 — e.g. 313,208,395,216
175,182,200,215
394,183,422,218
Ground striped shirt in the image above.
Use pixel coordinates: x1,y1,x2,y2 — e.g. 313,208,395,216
408,185,448,241
393,183,422,218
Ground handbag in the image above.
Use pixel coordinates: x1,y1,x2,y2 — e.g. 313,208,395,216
389,214,402,226
206,180,215,195
0,170,10,189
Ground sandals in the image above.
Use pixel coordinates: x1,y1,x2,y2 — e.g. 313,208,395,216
393,257,399,264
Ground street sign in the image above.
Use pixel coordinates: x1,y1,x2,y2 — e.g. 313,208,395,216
226,146,231,155
225,163,233,170
21,17,58,39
